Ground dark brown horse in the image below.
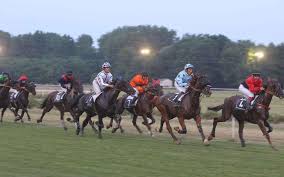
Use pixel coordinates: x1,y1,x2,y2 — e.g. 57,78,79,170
70,78,135,138
9,82,37,122
155,74,212,144
37,79,83,131
206,78,284,150
110,83,163,136
0,79,14,122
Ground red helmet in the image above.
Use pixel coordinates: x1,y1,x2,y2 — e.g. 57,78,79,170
19,75,28,81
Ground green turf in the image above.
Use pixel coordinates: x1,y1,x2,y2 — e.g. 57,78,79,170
0,122,283,177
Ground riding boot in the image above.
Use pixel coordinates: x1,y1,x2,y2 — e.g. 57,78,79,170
245,97,254,113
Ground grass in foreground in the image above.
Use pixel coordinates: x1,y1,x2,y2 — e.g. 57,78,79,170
0,122,283,177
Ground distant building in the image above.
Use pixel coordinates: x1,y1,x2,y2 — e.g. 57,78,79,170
160,78,173,87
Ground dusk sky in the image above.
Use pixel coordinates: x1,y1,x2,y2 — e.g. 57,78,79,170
1,0,283,45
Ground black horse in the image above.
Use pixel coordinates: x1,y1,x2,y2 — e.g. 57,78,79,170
9,82,36,122
0,79,14,122
70,78,135,138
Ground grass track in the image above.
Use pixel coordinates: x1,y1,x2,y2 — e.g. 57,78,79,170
0,122,283,177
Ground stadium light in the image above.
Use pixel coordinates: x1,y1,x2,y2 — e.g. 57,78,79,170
140,48,151,56
254,51,264,60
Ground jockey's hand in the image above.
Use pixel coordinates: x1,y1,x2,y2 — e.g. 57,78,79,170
108,85,114,88
260,87,265,91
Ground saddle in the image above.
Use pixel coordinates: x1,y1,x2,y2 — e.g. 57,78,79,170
235,96,258,111
55,92,67,103
86,92,102,107
124,95,139,109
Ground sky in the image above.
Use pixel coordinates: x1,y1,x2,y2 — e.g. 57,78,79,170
1,0,284,45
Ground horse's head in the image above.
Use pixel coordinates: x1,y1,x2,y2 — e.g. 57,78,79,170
72,79,84,94
146,82,164,96
190,73,212,96
25,82,37,96
265,78,284,99
113,78,135,95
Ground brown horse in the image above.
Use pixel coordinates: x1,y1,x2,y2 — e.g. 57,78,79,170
0,79,14,122
109,83,163,136
206,78,284,150
37,79,83,131
9,82,37,122
155,74,212,144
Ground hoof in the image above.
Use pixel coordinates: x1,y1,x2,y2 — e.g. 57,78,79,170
66,118,72,122
203,139,210,146
174,139,181,145
98,134,103,139
28,118,31,121
76,129,80,135
174,127,180,132
36,119,42,123
106,125,112,129
63,127,68,131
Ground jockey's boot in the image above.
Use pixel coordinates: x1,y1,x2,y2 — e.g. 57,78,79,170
245,97,254,113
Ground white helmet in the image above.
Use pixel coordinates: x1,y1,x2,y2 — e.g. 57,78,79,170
184,63,194,70
102,62,111,68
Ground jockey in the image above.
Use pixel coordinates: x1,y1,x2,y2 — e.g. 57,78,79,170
0,72,10,84
173,63,194,105
58,71,74,100
13,74,29,98
126,72,149,107
239,72,264,109
89,62,113,106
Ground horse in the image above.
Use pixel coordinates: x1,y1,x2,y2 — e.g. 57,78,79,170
70,78,135,138
110,83,164,136
0,79,14,122
206,78,284,150
9,82,37,122
37,79,83,131
155,74,212,144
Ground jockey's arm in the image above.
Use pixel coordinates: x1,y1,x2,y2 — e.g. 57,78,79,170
97,75,112,87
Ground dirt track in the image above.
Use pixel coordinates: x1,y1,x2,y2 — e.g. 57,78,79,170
2,108,284,145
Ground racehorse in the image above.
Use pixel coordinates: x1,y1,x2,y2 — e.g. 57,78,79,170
206,78,284,150
155,74,212,144
0,79,14,122
9,82,36,122
37,79,83,131
110,83,163,136
70,78,135,138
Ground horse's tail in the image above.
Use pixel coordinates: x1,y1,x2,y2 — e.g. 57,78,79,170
208,104,224,112
40,97,48,109
71,93,84,109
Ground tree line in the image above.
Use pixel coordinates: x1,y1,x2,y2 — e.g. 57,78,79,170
0,25,283,87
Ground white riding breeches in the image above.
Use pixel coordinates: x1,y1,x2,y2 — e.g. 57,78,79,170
239,84,254,98
92,80,102,101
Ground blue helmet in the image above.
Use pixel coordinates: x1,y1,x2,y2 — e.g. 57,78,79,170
184,63,194,70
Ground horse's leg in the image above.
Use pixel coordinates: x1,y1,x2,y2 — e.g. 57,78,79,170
80,115,91,136
142,114,153,136
194,115,206,142
158,118,164,133
156,105,179,144
97,115,104,139
238,120,246,147
146,113,155,125
174,114,187,134
19,110,25,123
208,109,232,141
24,109,31,121
132,114,143,134
37,104,53,123
264,120,273,133
1,108,7,123
88,119,98,134
257,119,277,150
60,111,67,131
106,117,113,129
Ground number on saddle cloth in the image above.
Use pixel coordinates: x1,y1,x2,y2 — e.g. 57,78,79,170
124,95,138,108
168,93,184,103
55,92,66,102
236,97,248,110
